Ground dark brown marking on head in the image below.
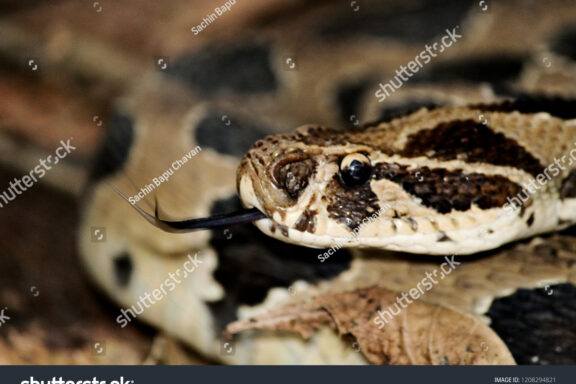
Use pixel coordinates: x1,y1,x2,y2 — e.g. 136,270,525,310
274,156,317,199
326,175,380,230
527,213,535,227
374,163,522,214
294,209,317,233
293,125,395,154
560,169,576,198
296,126,348,147
400,120,544,177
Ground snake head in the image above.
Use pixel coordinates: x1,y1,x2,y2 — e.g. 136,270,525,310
237,124,386,248
237,123,531,255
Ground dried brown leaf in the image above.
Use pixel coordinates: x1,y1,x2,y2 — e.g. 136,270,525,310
226,286,516,365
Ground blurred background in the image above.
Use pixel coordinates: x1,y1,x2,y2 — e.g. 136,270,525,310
0,0,305,364
1,0,576,364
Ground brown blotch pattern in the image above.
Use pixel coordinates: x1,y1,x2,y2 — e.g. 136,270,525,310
294,209,318,233
374,163,522,214
326,176,380,230
296,126,394,154
401,120,544,177
297,126,349,147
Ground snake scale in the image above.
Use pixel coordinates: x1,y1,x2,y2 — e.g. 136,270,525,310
76,0,576,365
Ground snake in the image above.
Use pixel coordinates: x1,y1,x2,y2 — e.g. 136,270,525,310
75,0,576,365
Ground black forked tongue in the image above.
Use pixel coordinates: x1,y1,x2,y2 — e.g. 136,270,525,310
109,185,266,233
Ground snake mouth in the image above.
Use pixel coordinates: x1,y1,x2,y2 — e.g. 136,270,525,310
110,184,267,233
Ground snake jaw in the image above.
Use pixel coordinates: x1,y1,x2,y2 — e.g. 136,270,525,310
237,160,268,212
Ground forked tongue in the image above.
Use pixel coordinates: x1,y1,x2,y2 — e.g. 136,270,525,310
109,184,266,233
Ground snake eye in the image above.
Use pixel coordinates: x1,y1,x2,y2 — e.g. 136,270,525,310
339,153,372,187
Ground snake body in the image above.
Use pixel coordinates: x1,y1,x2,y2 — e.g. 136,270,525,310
78,0,576,364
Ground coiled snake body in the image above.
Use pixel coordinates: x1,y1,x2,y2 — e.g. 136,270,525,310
79,0,576,365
